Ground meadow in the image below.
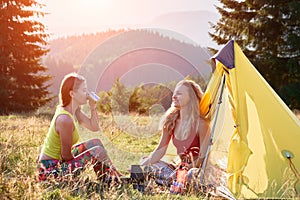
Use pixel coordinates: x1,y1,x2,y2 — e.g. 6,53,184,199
2,109,298,200
0,111,208,200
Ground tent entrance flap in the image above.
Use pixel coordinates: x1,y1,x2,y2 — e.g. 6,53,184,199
200,74,226,184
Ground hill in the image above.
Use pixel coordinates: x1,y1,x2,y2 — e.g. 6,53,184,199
44,30,125,94
44,29,213,95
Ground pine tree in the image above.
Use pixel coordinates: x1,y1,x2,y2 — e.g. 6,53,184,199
210,0,300,109
0,0,51,114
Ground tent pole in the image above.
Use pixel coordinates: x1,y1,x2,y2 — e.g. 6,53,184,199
199,73,226,185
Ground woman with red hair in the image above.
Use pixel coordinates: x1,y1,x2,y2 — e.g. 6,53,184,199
37,73,121,181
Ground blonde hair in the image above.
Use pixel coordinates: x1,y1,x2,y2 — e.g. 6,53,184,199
59,73,86,107
161,80,204,136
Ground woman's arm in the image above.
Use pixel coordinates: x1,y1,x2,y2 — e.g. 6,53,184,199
140,129,172,165
76,104,100,132
190,119,211,168
56,114,75,161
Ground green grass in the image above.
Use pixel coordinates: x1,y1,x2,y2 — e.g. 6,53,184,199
0,112,209,199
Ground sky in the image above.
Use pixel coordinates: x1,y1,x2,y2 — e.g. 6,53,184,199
40,0,221,42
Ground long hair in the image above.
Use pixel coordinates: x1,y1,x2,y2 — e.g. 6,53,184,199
59,73,86,107
160,80,203,136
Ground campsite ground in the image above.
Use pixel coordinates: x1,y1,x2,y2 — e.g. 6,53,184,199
0,112,210,199
1,110,299,199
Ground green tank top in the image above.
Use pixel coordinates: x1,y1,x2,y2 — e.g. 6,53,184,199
41,108,80,160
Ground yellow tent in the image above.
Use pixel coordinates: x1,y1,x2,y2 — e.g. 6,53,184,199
200,40,300,199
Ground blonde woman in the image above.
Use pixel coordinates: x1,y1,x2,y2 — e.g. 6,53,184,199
140,79,210,184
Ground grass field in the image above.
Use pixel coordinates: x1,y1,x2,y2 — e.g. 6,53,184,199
1,110,299,199
0,112,208,200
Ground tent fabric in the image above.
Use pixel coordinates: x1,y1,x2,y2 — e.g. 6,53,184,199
212,40,235,69
201,40,300,199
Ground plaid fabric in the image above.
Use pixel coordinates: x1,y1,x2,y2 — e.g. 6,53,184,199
37,139,110,181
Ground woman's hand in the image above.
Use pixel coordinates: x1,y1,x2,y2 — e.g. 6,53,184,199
76,102,100,132
140,156,150,166
87,92,97,110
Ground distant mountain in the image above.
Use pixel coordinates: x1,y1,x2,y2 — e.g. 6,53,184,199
46,30,125,66
78,30,213,92
44,30,125,94
148,10,220,48
44,29,214,95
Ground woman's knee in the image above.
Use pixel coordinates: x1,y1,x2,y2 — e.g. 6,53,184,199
74,146,107,161
87,138,103,148
187,168,200,182
88,146,108,158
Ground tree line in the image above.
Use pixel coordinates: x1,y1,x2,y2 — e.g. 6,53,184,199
96,76,206,115
96,79,174,115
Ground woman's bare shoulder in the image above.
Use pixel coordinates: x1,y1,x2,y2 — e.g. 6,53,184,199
56,114,74,128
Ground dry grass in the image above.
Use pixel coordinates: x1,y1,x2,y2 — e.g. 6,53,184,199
2,110,298,199
0,113,208,199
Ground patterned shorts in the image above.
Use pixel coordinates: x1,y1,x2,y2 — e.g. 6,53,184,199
37,158,86,181
37,139,109,181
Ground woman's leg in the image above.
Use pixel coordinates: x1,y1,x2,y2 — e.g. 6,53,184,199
187,167,200,182
37,159,60,181
37,146,112,181
69,145,121,178
72,138,103,156
37,144,118,180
